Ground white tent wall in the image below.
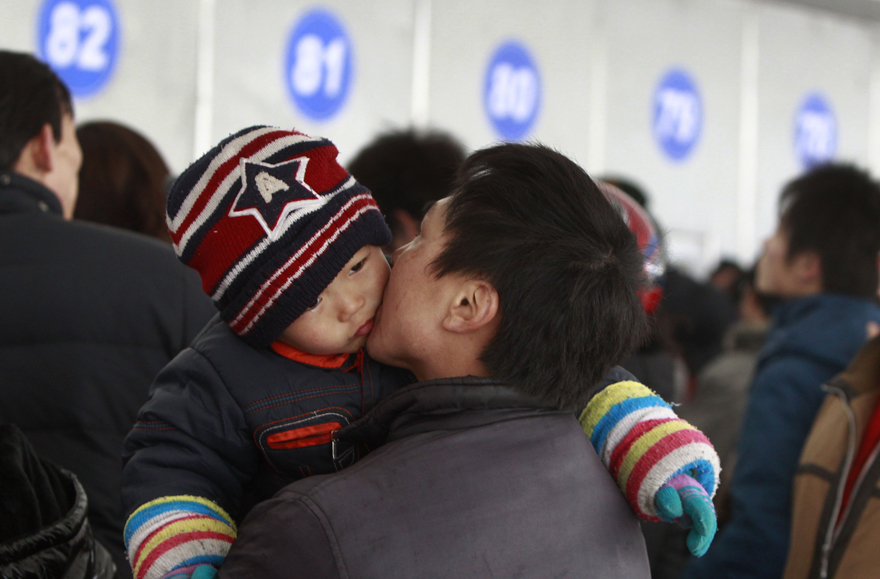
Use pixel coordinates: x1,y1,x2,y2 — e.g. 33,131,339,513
1,0,877,275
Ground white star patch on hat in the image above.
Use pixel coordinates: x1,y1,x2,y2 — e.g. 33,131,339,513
228,157,327,238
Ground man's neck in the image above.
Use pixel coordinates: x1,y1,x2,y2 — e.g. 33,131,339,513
412,345,492,383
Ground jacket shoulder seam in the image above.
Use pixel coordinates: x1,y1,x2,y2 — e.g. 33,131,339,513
290,492,349,579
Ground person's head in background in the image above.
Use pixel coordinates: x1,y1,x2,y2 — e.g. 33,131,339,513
733,267,773,324
757,163,880,301
599,181,665,318
709,259,744,296
600,175,650,211
75,121,171,242
347,128,466,252
0,51,80,219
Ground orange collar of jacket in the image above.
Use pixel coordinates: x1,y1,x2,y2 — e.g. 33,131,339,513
270,341,362,372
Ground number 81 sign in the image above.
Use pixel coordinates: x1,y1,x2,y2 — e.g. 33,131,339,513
285,8,353,122
38,0,119,98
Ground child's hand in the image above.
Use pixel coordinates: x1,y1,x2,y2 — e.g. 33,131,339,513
655,473,717,557
161,564,218,579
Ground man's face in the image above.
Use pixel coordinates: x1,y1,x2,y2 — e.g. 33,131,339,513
278,245,390,355
367,197,457,375
755,224,812,297
46,113,82,219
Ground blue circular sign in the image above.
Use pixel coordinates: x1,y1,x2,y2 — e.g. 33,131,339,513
483,41,541,141
794,93,836,169
285,8,353,121
652,69,702,161
37,0,120,98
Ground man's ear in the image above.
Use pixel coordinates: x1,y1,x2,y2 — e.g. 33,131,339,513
442,279,499,334
14,124,55,175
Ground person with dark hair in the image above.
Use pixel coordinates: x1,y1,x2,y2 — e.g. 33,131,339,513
75,121,172,242
709,258,746,319
215,142,724,578
347,128,465,251
683,163,880,579
0,50,214,578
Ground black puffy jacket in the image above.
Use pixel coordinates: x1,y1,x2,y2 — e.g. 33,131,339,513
0,424,115,579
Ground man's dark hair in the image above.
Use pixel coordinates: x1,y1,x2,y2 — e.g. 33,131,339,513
780,163,880,298
432,143,648,411
347,128,465,233
0,51,73,170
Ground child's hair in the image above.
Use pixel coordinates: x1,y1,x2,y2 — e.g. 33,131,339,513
166,126,391,347
431,143,648,411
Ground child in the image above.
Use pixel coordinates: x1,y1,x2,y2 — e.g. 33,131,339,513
121,126,719,579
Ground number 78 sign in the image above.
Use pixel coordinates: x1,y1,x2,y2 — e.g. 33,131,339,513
38,0,119,98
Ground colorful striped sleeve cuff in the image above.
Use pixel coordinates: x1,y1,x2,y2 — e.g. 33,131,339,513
124,495,237,579
579,380,720,521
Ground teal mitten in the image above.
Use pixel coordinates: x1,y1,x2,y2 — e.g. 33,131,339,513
655,473,717,557
161,565,218,579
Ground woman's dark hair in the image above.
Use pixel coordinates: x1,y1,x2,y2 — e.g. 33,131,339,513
432,143,648,411
74,121,171,242
0,51,72,170
780,163,880,298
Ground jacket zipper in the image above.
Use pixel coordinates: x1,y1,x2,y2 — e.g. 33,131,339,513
818,384,858,579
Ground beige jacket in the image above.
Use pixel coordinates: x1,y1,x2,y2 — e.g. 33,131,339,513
783,335,880,579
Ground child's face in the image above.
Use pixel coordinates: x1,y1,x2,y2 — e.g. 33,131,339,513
278,245,390,355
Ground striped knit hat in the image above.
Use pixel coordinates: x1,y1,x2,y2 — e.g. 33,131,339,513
167,126,391,347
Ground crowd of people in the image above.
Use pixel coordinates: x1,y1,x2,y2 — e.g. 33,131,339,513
2,47,880,579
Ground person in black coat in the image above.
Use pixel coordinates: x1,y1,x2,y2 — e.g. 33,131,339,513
0,51,214,577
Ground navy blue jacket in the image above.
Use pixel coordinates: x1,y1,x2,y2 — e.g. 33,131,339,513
683,294,880,579
121,316,412,522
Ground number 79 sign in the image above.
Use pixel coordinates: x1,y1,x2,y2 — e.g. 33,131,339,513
37,0,119,98
285,8,353,121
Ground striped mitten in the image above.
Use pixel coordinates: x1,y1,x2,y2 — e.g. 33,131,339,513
124,496,237,579
578,380,720,522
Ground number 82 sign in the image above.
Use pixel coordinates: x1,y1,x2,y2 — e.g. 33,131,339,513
38,0,119,98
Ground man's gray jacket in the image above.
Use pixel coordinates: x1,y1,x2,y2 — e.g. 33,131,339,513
220,378,650,579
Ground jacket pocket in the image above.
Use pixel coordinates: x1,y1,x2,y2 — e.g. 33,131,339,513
266,422,341,449
255,411,354,478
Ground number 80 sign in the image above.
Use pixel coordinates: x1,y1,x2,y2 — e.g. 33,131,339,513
484,41,541,141
37,0,119,98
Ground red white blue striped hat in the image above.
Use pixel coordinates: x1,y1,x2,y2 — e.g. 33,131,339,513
166,126,391,347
